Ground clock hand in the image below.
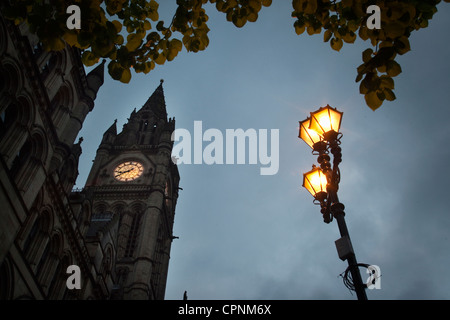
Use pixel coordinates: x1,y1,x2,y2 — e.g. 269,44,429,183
115,168,133,177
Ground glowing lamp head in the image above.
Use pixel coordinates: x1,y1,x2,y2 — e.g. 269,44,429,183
309,105,343,139
298,118,323,149
302,165,328,200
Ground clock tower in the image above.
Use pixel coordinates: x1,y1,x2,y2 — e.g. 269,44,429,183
83,80,180,300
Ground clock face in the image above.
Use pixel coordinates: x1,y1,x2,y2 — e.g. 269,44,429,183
113,161,144,182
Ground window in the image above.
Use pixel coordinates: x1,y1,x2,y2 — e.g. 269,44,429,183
124,213,141,258
10,139,32,177
23,217,40,255
0,103,18,138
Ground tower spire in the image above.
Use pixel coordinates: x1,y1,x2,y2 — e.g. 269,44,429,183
86,59,106,99
141,80,167,119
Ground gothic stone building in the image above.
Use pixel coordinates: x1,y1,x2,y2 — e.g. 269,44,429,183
0,9,180,300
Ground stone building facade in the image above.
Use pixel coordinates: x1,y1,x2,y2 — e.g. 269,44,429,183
0,8,180,300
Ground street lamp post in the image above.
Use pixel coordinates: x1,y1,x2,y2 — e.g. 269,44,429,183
299,105,368,301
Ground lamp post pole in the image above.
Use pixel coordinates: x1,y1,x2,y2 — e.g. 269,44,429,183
332,206,368,300
321,146,367,301
299,105,369,300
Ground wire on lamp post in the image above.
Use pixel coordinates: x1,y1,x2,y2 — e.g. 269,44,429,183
299,105,368,301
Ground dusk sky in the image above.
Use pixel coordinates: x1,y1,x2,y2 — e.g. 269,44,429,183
76,1,450,299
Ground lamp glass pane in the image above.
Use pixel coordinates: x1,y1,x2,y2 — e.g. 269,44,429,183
309,106,343,136
299,119,322,149
303,167,328,197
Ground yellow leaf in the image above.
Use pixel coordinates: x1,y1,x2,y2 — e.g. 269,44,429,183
112,20,122,33
232,15,247,28
386,60,402,77
384,88,396,101
323,29,332,42
126,34,142,51
120,68,131,83
81,51,98,67
330,37,343,51
171,39,182,52
63,32,78,47
247,12,258,22
365,91,383,111
154,53,166,65
294,23,305,35
115,34,124,45
47,38,66,51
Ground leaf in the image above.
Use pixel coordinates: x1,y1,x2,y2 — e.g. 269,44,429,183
359,79,368,94
144,20,152,30
355,72,363,83
306,25,315,35
384,22,405,39
395,36,411,55
379,75,394,90
232,14,247,28
154,53,166,65
386,60,402,77
82,51,99,67
108,61,124,80
330,37,343,51
294,22,305,35
247,12,258,22
365,91,383,111
171,39,182,52
384,88,396,101
120,68,131,83
148,0,159,21
323,29,332,42
362,48,373,63
143,61,155,74
126,33,143,51
112,20,122,33
156,21,164,31
115,34,124,45
63,31,78,47
343,31,356,43
262,0,272,6
78,32,93,49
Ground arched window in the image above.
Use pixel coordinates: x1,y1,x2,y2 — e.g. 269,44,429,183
22,214,40,254
0,62,22,100
23,208,53,267
0,257,13,300
60,157,77,193
35,241,50,277
9,138,32,177
0,72,5,97
78,201,92,237
40,53,58,80
0,102,18,138
124,212,142,258
36,232,63,289
102,245,114,276
0,95,33,167
50,85,71,131
11,130,48,193
0,18,7,56
48,254,71,299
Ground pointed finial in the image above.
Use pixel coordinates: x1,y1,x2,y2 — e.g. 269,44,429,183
114,119,117,123
160,79,164,84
